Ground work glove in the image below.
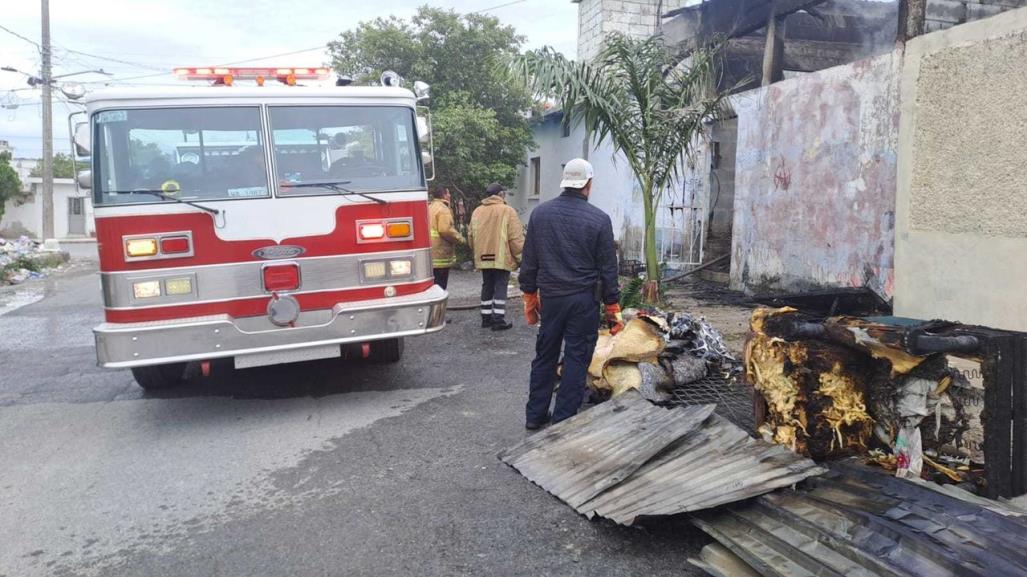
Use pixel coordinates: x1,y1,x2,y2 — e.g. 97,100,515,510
605,303,625,335
523,292,540,326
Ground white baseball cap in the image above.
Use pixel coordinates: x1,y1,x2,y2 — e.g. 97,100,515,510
560,158,594,189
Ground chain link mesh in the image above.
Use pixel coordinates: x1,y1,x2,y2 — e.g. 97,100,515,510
668,375,756,433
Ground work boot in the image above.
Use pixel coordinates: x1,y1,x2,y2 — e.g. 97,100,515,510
491,318,513,331
525,413,551,430
481,316,494,328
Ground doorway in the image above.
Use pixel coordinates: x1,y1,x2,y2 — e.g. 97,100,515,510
68,197,85,236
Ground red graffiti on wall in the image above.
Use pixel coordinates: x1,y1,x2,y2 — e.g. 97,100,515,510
773,158,791,191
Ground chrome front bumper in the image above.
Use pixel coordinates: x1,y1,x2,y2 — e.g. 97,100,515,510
94,286,448,368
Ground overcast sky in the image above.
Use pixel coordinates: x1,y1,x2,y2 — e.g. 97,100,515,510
0,0,579,159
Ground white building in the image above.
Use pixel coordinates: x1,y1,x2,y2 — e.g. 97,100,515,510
2,146,96,240
0,173,96,241
509,0,711,269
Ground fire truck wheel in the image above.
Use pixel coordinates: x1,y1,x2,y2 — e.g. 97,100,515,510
368,338,404,364
131,363,187,390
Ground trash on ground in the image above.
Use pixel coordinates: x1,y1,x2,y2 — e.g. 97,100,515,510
0,236,69,285
692,461,1027,577
589,311,742,396
499,391,825,526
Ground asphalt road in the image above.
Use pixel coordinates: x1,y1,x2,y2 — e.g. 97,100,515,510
0,261,706,577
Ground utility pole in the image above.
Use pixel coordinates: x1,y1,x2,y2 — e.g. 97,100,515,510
761,2,785,86
897,0,928,42
40,0,55,241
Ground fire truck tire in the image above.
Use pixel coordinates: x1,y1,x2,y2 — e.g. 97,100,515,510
131,363,187,390
368,338,404,364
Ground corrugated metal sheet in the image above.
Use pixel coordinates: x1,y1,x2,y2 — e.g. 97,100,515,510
499,393,716,509
692,462,1027,577
499,391,826,525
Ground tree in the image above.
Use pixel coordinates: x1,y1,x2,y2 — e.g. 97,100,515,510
328,6,534,203
432,92,524,198
514,34,727,303
30,153,85,179
0,151,26,223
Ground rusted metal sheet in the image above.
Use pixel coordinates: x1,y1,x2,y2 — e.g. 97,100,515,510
693,462,1027,577
500,391,825,525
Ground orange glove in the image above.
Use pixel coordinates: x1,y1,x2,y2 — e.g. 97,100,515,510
605,303,625,335
523,292,540,326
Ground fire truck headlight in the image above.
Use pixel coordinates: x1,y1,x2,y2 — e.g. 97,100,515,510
164,277,193,296
132,281,162,299
358,223,386,241
389,259,412,277
363,261,387,280
125,238,158,257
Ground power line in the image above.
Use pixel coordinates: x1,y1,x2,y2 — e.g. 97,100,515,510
56,47,167,71
472,0,527,13
96,45,331,85
217,45,327,65
0,23,40,49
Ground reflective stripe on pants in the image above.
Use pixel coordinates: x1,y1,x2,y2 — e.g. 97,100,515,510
480,269,510,320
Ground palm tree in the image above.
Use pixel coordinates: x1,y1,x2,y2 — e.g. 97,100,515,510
514,33,727,303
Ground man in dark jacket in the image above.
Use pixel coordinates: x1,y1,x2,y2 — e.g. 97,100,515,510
519,158,622,429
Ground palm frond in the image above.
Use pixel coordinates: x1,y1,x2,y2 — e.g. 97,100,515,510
510,33,729,289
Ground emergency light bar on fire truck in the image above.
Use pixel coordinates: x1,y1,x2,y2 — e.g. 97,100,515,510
71,67,442,390
173,66,332,86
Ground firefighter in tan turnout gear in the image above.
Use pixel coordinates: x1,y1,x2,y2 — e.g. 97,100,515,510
468,183,525,331
428,187,465,290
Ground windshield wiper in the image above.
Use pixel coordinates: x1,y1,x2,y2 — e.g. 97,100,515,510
279,180,386,205
107,189,221,215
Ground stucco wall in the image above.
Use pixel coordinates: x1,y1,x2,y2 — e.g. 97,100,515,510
730,52,901,296
513,114,645,260
894,7,1027,331
515,112,712,265
0,179,93,239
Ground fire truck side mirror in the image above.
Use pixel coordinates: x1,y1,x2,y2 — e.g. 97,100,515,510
417,107,435,182
414,81,430,101
416,116,431,145
76,169,92,190
73,121,91,156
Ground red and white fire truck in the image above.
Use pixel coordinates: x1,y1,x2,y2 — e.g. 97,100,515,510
72,67,446,389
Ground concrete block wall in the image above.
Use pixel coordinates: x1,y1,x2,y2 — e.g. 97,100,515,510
576,0,692,60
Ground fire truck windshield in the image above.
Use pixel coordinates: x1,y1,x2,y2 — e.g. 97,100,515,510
93,106,270,206
93,105,424,206
268,105,422,195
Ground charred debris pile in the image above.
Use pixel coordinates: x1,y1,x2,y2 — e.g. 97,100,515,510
746,306,1025,498
501,300,1027,577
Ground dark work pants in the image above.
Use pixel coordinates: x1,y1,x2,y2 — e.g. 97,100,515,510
526,291,600,425
433,268,450,290
480,269,511,322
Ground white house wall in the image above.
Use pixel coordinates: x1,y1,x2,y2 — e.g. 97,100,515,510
512,115,642,260
514,113,712,266
0,178,94,239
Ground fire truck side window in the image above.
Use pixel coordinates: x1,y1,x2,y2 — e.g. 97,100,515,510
269,106,423,195
92,106,269,205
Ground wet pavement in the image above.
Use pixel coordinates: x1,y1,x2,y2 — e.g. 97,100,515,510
0,263,706,577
